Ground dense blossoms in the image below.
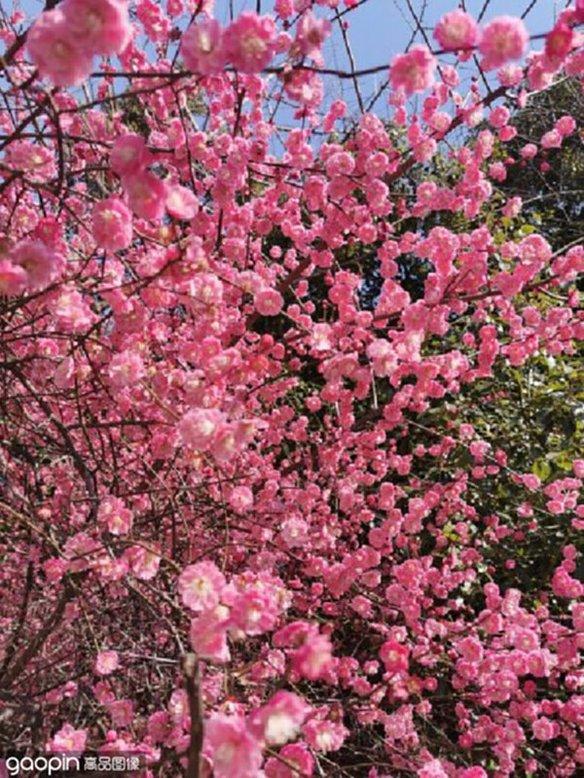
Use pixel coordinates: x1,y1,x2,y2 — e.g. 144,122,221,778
27,0,130,85
1,1,583,777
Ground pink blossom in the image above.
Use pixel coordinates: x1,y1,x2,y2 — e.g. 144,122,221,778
47,723,87,753
181,17,226,75
545,22,574,67
61,0,131,56
0,260,28,296
249,690,310,745
479,16,528,70
203,714,263,778
10,240,63,291
92,197,133,251
189,606,231,662
265,743,315,778
434,10,480,52
166,185,199,220
178,408,226,451
95,650,119,676
124,545,161,580
125,171,167,221
380,639,409,674
290,630,334,680
303,718,348,753
27,9,93,86
99,496,133,536
108,350,145,389
224,12,277,73
255,288,284,316
228,486,254,513
179,561,226,611
390,46,436,95
532,717,557,741
294,11,331,63
110,134,153,179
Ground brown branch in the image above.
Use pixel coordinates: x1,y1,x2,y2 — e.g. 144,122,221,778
183,653,204,778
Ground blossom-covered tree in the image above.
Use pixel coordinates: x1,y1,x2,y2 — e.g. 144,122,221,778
0,1,583,776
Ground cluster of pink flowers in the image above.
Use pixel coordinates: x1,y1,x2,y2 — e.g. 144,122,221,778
1,1,582,776
0,239,64,295
182,11,278,75
27,0,131,86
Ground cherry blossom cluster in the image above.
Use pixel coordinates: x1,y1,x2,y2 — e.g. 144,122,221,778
0,1,583,776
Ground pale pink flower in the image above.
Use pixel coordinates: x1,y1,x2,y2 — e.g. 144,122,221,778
189,606,231,662
434,10,480,52
181,17,226,75
224,12,277,73
228,486,254,513
125,170,167,221
99,495,134,536
165,184,199,220
479,16,528,70
124,545,161,580
27,9,93,86
204,714,263,778
95,650,119,676
249,690,310,745
110,134,153,178
178,408,225,451
178,561,226,611
61,0,131,56
47,723,87,753
108,350,145,389
92,197,133,251
390,45,436,95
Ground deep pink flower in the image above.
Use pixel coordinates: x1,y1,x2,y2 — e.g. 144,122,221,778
27,9,93,86
92,196,133,251
125,170,167,221
203,714,263,778
61,0,131,56
0,260,28,296
181,17,226,75
390,45,436,95
434,10,480,52
10,239,64,290
255,287,284,316
265,743,314,778
224,12,277,73
479,16,528,70
110,134,153,178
